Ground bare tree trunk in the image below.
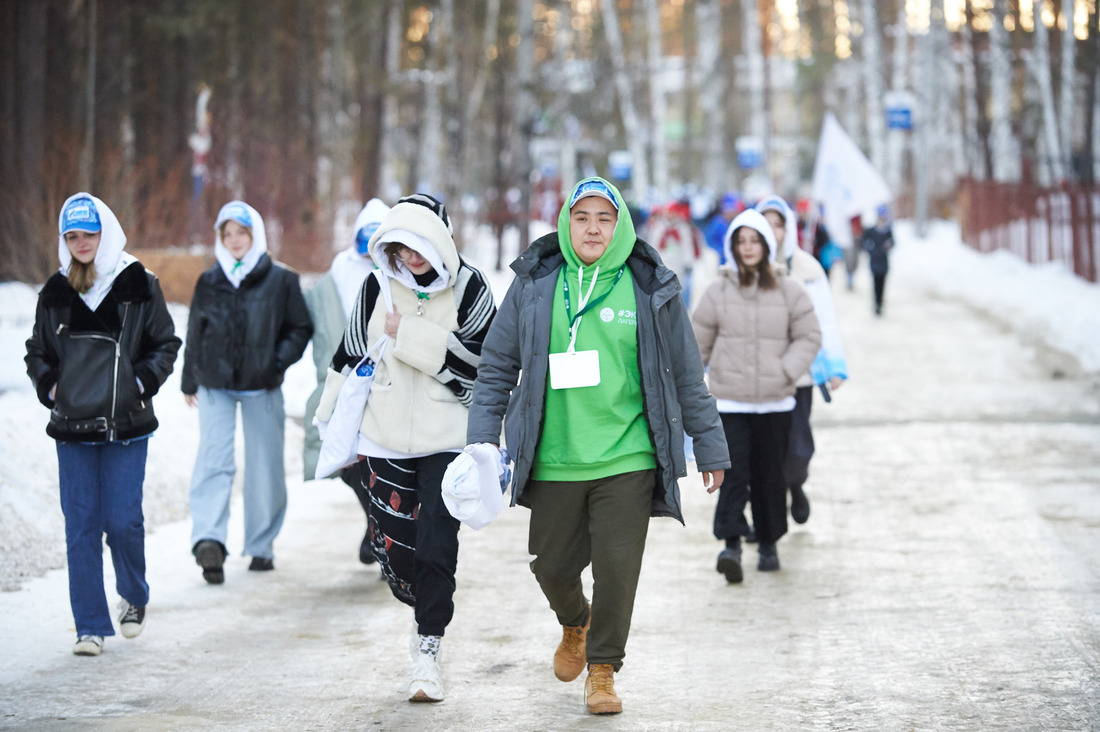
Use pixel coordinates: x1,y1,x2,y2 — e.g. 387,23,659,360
1031,3,1066,183
965,0,993,179
644,0,668,198
1058,0,1076,181
860,0,885,174
381,1,403,198
1086,1,1099,184
599,0,649,200
989,0,1017,181
960,16,983,178
418,3,446,195
79,0,98,190
886,6,909,194
742,0,766,158
516,0,535,252
695,0,724,195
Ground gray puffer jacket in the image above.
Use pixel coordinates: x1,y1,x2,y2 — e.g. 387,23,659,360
467,233,729,524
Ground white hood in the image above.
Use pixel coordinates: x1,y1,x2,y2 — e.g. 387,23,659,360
754,195,799,261
367,199,458,295
723,208,780,272
214,200,268,288
57,192,136,312
330,198,392,317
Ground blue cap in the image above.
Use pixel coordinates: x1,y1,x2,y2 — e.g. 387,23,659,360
60,197,101,235
877,204,890,218
219,202,253,230
720,193,742,211
355,222,381,255
569,179,619,211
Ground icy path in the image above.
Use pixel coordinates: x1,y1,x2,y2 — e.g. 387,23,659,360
1,232,1098,730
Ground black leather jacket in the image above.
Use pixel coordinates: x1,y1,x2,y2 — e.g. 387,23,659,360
181,254,313,394
25,262,182,443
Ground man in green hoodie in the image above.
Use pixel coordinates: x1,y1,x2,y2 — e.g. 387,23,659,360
468,177,729,715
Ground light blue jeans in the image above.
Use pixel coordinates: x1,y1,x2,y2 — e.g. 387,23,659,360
57,438,149,638
189,387,286,559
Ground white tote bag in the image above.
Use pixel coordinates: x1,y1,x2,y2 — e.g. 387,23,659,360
314,272,393,479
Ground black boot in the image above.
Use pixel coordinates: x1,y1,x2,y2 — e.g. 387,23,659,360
716,538,743,584
359,528,377,565
193,540,227,585
790,484,810,524
757,542,780,572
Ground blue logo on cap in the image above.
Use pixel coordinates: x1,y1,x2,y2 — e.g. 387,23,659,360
61,198,102,234
569,179,619,211
221,203,252,229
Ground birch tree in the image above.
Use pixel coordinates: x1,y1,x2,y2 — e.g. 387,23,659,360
644,0,669,198
742,0,766,159
885,6,909,191
695,0,725,195
1058,0,1076,180
859,0,886,174
988,0,1018,181
1031,2,1066,183
599,0,649,200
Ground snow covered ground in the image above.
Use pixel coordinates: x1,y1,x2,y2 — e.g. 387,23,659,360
0,218,1096,592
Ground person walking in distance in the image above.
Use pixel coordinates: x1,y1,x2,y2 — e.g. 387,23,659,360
467,177,728,715
692,208,820,581
182,201,313,583
862,204,894,316
26,193,181,656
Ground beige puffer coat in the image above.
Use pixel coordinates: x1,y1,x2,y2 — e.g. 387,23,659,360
692,270,820,403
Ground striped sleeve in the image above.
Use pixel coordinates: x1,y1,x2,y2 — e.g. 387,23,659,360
436,263,496,405
330,273,381,374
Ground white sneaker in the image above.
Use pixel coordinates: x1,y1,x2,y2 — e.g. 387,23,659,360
408,654,445,702
73,635,104,656
117,600,146,639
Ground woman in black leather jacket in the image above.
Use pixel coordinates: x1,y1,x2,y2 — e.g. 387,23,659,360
181,200,312,584
25,193,181,657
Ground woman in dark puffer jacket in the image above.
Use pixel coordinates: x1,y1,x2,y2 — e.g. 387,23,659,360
181,201,312,584
26,193,181,657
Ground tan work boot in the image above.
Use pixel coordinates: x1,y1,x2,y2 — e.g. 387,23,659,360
553,609,590,682
584,663,622,714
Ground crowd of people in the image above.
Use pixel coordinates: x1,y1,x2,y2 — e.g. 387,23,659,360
25,176,892,715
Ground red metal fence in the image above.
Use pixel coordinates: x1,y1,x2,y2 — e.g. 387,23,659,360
957,178,1100,283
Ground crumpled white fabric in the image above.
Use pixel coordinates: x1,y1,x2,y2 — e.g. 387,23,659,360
441,443,509,530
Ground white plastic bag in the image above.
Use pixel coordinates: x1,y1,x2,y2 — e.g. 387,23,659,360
441,444,510,530
314,272,393,479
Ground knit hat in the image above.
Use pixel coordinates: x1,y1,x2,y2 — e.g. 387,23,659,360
59,196,102,235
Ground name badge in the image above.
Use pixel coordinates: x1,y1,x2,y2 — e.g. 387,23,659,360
548,349,601,390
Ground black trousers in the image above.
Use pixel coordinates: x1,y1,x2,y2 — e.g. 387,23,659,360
361,452,460,637
713,411,792,545
782,386,815,491
872,272,888,310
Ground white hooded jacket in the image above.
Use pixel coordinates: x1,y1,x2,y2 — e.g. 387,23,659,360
57,193,136,312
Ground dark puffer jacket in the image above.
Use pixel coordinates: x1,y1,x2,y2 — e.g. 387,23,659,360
25,261,182,443
181,253,313,394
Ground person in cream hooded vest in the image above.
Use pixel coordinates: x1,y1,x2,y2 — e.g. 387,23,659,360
315,193,496,704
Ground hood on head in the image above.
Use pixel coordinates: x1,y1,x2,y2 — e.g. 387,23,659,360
353,198,391,254
214,200,268,260
754,194,798,260
368,195,458,293
57,193,127,277
723,208,779,271
556,176,636,272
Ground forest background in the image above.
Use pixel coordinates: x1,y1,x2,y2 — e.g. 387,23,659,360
2,0,1098,292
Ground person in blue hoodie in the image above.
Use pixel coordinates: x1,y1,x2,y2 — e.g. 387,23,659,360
26,193,181,656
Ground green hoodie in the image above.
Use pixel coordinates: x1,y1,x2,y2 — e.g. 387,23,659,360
532,177,657,482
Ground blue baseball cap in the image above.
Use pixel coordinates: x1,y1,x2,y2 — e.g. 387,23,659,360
569,179,619,211
355,222,381,255
60,197,101,234
218,202,253,230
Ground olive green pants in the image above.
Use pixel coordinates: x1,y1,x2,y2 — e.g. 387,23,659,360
526,469,655,671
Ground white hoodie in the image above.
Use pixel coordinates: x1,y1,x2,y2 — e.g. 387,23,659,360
57,193,136,312
213,200,268,288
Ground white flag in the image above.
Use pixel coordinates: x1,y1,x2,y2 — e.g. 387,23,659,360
810,112,893,248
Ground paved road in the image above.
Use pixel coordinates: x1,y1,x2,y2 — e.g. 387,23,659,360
2,245,1098,731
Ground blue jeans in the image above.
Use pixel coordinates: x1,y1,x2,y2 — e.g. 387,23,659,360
189,387,287,559
57,438,149,638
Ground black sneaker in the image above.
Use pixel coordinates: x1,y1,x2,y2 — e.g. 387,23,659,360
790,484,811,524
117,600,146,639
194,540,226,584
249,556,275,571
359,529,377,565
744,526,757,544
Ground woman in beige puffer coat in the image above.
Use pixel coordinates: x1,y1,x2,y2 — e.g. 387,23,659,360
692,208,820,581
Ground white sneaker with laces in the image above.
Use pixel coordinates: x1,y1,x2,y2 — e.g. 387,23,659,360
73,635,104,656
408,654,445,702
117,599,146,639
